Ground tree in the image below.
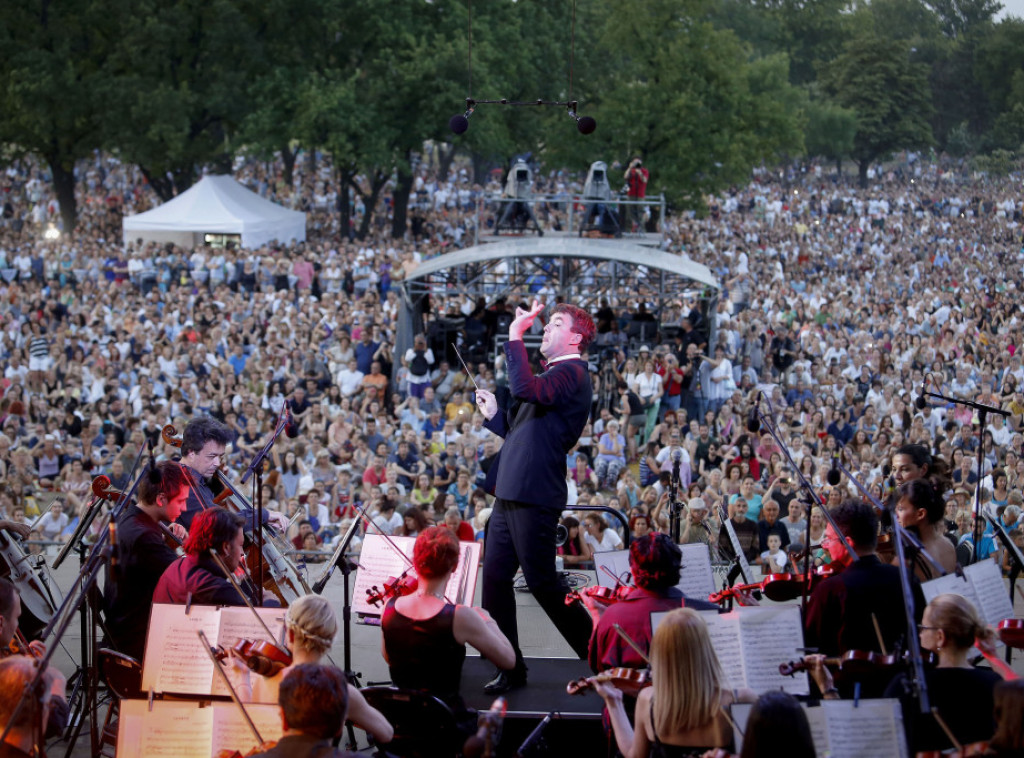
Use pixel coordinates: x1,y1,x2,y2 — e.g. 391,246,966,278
821,34,934,187
803,95,858,174
0,0,113,233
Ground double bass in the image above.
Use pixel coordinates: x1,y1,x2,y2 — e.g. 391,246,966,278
162,425,311,605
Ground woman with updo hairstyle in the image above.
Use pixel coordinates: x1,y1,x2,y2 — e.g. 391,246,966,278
381,526,514,720
597,608,755,756
891,478,957,578
234,594,394,745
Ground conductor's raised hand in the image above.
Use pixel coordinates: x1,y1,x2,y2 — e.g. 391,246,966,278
475,389,497,420
508,299,544,341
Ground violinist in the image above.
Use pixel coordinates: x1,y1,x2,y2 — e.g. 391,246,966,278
807,594,1007,754
230,595,392,746
247,664,358,758
595,608,756,757
0,579,68,744
103,461,189,662
891,443,952,494
889,479,957,580
588,533,718,674
381,526,515,723
803,500,924,696
176,417,288,533
153,507,265,607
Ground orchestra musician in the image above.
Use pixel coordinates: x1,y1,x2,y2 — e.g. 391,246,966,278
233,595,393,747
473,301,596,694
0,657,65,758
103,461,189,661
803,500,924,696
176,417,288,533
0,579,68,745
381,526,515,723
587,533,718,674
595,608,756,756
247,664,359,758
890,478,957,580
153,507,265,606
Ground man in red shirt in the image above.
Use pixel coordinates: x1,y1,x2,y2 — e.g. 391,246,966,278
623,157,649,232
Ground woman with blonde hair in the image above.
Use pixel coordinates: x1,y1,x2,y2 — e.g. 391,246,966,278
596,608,754,756
233,594,393,745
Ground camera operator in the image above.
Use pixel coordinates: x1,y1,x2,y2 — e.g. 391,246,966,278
623,158,649,232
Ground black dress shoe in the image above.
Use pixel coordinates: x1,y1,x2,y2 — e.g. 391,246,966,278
483,668,527,695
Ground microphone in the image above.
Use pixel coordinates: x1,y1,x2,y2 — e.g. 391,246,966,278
746,406,761,433
284,401,299,438
915,373,931,410
515,711,554,757
567,100,596,134
672,448,682,463
449,100,476,135
826,450,841,486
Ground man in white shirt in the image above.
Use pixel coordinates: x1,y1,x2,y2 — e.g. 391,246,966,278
336,358,365,398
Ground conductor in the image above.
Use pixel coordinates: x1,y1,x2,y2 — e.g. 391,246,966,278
475,300,596,694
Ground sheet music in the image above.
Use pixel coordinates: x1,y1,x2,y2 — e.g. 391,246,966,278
142,604,221,695
737,606,809,695
117,700,213,758
698,611,747,691
211,607,287,697
678,543,716,600
730,700,906,758
965,558,1014,624
922,558,1012,626
592,550,632,590
824,699,907,758
210,702,283,754
352,534,481,618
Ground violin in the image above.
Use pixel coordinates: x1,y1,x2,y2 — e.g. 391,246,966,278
214,742,278,758
779,649,937,679
3,629,42,660
997,618,1024,649
366,572,418,607
162,424,311,606
567,667,651,697
564,584,629,608
708,564,844,605
915,741,989,757
215,638,292,678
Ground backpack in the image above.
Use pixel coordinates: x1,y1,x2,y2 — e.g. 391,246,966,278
410,350,429,376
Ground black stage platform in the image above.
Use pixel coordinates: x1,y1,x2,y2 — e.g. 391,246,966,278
461,657,607,756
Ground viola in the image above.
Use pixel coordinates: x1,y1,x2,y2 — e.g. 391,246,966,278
366,573,418,607
216,638,292,678
567,667,651,697
3,630,41,660
997,618,1024,649
779,649,937,679
564,584,629,608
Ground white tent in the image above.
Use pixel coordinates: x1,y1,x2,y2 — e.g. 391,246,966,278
122,174,306,250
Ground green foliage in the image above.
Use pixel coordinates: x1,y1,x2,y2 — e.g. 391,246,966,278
972,148,1021,175
821,33,934,185
803,96,857,163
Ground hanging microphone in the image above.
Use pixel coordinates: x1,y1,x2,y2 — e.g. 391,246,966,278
449,100,476,134
747,391,762,433
826,450,841,486
284,401,299,438
915,373,931,410
672,448,682,463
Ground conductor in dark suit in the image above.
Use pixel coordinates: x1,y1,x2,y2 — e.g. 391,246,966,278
475,300,596,694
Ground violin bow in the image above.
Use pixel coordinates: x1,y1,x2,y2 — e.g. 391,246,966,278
197,629,264,746
207,547,280,644
612,624,649,665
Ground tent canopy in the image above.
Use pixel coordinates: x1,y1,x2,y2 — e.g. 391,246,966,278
122,174,306,250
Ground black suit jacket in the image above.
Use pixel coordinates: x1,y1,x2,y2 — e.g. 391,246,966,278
484,341,592,507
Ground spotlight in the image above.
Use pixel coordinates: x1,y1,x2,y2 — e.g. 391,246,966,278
43,225,60,241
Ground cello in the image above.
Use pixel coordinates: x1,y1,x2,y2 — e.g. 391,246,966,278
0,522,61,640
161,425,311,605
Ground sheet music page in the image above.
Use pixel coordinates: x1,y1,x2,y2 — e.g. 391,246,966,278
210,702,284,755
449,540,482,607
965,558,1014,625
211,607,288,697
823,699,907,758
698,610,746,690
116,700,213,758
736,606,810,695
732,702,832,758
678,543,716,600
141,604,221,695
592,549,631,590
921,570,983,617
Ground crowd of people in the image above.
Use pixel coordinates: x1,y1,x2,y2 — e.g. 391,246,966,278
0,150,1023,754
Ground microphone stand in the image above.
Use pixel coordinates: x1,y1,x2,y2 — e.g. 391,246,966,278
831,456,932,714
239,402,292,605
748,394,859,616
669,449,682,543
919,386,1008,565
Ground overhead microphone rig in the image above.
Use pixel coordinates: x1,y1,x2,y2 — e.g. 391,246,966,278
449,0,595,136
